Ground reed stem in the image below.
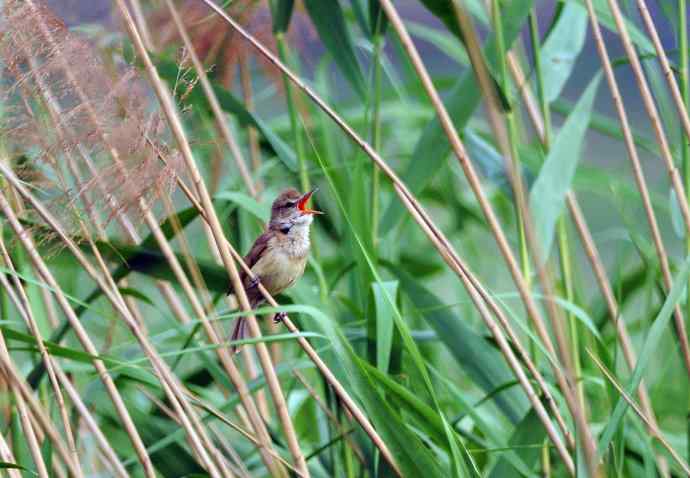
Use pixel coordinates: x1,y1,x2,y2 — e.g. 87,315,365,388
371,33,384,247
277,33,310,194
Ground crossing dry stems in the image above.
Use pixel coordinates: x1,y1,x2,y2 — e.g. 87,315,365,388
2,0,690,476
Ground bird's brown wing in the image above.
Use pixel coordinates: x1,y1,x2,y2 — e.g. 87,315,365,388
229,231,272,353
235,231,272,305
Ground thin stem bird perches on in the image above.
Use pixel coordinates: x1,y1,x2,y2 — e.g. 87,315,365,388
195,0,579,472
112,1,310,476
156,153,403,477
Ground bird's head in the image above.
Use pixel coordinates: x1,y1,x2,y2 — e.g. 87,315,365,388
269,188,322,230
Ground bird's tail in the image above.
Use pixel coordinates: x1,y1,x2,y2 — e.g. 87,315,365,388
230,317,246,354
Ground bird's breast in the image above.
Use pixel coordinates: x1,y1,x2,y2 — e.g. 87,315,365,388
251,247,308,296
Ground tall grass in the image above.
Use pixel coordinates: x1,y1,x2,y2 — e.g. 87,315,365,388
1,0,690,476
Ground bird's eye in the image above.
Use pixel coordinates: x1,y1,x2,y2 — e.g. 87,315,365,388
280,225,291,234
284,201,297,208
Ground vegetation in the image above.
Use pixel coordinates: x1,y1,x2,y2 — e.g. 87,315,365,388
0,0,689,476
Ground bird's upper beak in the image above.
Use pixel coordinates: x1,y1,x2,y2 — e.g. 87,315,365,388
297,188,323,215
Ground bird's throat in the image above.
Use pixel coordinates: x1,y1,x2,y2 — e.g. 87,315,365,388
281,221,311,258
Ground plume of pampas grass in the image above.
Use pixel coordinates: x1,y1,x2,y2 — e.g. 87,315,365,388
148,0,314,89
0,0,182,238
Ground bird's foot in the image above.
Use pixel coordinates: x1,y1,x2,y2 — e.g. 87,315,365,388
273,312,287,324
248,276,261,289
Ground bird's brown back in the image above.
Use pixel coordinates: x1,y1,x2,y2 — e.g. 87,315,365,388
238,230,272,306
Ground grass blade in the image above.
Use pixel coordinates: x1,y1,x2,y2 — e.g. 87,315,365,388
303,0,366,98
529,73,602,257
597,254,690,456
541,2,589,102
269,0,294,33
371,281,397,374
384,261,530,424
380,0,534,233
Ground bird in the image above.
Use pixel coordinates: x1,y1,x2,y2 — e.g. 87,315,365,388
229,188,322,352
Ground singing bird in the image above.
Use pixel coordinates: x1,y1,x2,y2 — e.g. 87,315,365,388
230,188,322,351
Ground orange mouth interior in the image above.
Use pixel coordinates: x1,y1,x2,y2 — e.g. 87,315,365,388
297,189,323,215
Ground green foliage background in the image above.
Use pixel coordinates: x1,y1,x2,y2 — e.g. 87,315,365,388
2,0,690,477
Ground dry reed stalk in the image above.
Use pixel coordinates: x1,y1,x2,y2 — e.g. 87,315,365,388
604,0,690,234
181,392,305,476
17,21,270,470
0,426,21,478
293,371,367,466
163,0,257,198
152,259,278,472
386,0,583,392
54,367,129,478
159,193,215,314
4,169,245,477
507,53,545,139
237,332,271,422
129,0,156,52
12,389,50,478
209,423,253,478
162,193,258,422
162,162,402,476
446,0,597,458
135,224,230,478
520,1,681,471
192,0,576,471
602,0,690,375
0,188,156,476
503,24,666,463
111,1,306,475
45,460,66,478
0,176,226,478
516,44,668,474
9,82,228,478
635,0,690,144
2,4,257,474
0,293,51,478
192,4,572,464
448,2,599,456
0,237,83,477
382,2,601,472
162,121,272,426
583,0,690,378
588,350,690,475
447,254,573,446
37,284,59,328
147,80,283,478
156,1,273,420
139,390,236,478
0,319,81,476
566,195,663,431
12,38,232,470
509,45,669,463
139,196,280,474
78,224,230,477
394,185,575,474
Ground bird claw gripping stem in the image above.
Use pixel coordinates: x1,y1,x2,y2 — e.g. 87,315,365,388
273,312,287,324
248,276,261,289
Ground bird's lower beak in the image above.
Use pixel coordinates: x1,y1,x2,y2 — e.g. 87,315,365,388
297,188,323,215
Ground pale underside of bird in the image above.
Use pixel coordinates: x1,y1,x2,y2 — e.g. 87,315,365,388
229,188,322,351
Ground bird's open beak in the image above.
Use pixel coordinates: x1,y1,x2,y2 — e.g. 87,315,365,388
297,188,323,215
